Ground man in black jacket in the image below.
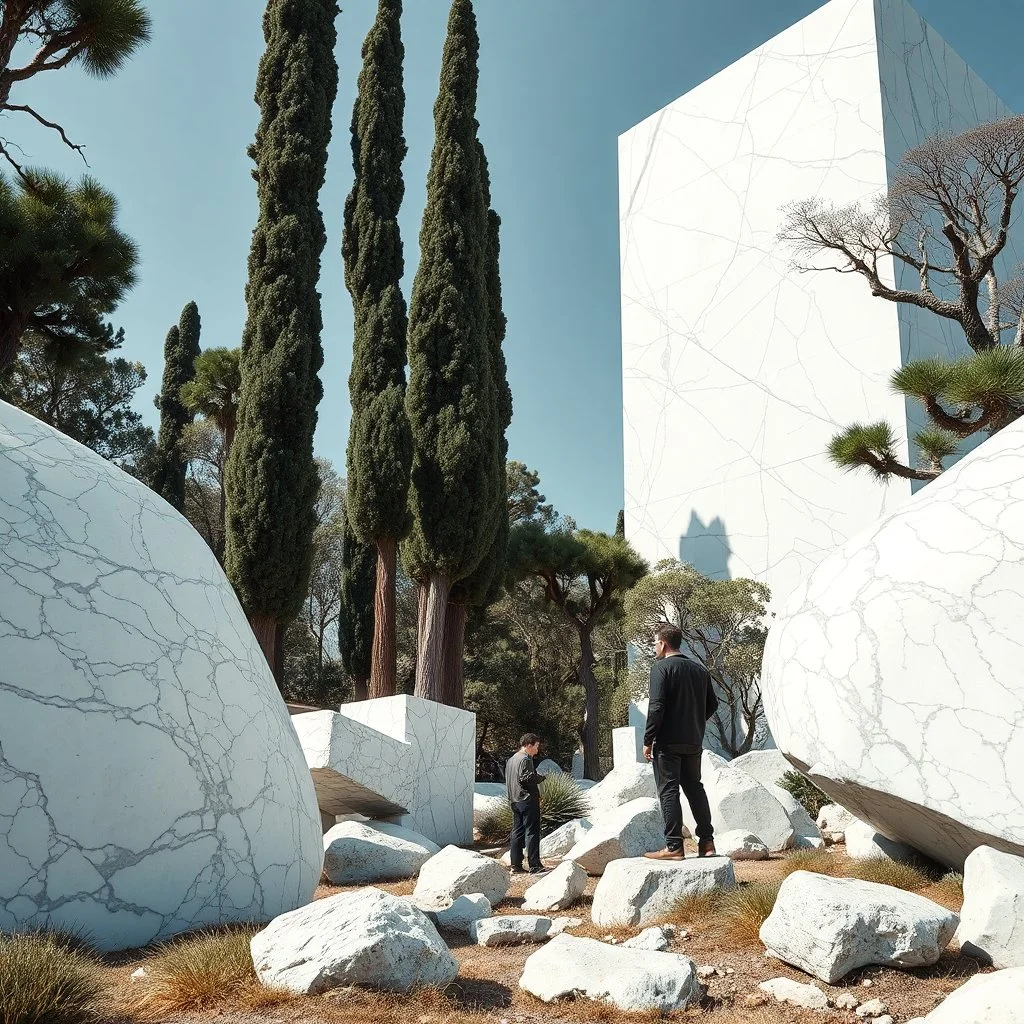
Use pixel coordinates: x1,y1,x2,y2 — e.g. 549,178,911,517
642,622,719,860
505,733,547,874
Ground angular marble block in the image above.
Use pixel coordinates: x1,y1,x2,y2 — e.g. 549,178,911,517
293,695,475,847
0,402,322,950
763,417,1024,868
613,726,644,769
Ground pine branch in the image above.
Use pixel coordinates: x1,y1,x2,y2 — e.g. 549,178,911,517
5,103,88,164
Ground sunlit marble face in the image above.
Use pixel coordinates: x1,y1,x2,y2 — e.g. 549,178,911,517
0,401,322,951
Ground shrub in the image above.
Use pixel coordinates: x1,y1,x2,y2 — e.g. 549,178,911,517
669,887,723,925
847,858,929,891
476,772,590,844
0,930,101,1024
929,871,964,906
777,770,830,819
776,848,841,878
133,928,279,1019
718,882,781,944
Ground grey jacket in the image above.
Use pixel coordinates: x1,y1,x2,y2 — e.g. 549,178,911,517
505,750,542,805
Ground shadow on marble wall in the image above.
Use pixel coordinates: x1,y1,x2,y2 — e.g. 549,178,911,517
679,512,732,580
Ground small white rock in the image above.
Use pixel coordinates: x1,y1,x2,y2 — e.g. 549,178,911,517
857,998,890,1017
759,977,829,1011
834,992,859,1009
697,964,717,979
622,926,672,951
130,967,147,982
862,979,874,987
471,915,551,947
549,916,583,936
873,1017,894,1024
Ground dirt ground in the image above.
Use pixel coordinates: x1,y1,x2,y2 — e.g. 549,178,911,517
96,849,981,1024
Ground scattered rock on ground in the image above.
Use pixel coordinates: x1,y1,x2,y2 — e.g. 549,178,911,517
550,915,583,936
473,784,507,826
834,992,859,1009
522,860,587,911
564,798,666,874
818,803,856,837
592,855,736,927
956,845,1024,968
585,762,657,814
760,871,959,983
758,977,829,1011
622,925,674,951
717,829,769,861
519,933,702,1013
413,845,509,907
538,817,592,859
845,819,919,862
416,892,492,933
250,888,457,994
471,914,552,947
856,998,889,1017
911,967,1024,1021
322,821,439,885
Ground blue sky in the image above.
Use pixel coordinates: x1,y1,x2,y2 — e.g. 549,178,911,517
8,0,1024,531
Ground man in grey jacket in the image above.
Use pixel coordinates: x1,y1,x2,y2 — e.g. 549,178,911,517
505,733,546,874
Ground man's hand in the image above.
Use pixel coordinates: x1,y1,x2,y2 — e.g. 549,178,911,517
643,745,653,762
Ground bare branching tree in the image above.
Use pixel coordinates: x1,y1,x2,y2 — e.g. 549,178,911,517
780,113,1024,481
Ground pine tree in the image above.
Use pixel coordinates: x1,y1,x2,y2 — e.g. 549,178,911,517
404,0,497,700
149,301,201,511
615,509,625,538
342,0,412,700
441,141,511,707
339,509,376,702
224,0,339,679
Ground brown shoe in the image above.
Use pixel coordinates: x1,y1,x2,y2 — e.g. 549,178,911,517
698,840,717,858
644,847,685,861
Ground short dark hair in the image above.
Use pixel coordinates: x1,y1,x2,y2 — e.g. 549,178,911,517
655,622,683,650
520,733,541,748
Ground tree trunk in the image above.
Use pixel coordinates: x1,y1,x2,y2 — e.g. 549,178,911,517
578,627,603,781
250,613,280,691
415,574,451,701
0,309,28,370
274,620,286,689
440,601,468,708
417,582,427,663
369,537,398,699
353,676,369,702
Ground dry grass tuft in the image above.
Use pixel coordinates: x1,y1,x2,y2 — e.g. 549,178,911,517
846,858,930,891
131,926,291,1020
0,930,102,1024
716,881,781,944
668,886,724,926
929,871,965,906
775,849,841,878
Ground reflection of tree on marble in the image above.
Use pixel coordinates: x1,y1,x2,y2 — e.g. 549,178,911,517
781,113,1024,482
624,560,770,758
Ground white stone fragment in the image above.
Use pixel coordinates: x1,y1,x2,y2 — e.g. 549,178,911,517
413,845,509,907
759,872,959,983
591,856,737,928
550,915,583,936
417,892,492,933
519,934,701,1013
716,830,769,861
250,888,457,994
834,992,860,1009
130,967,147,982
845,819,918,862
915,968,1024,1022
623,925,673,951
758,977,829,1011
522,860,587,912
856,997,889,1017
322,821,439,885
471,914,552,947
585,762,657,814
564,798,665,874
956,845,1024,968
0,403,323,951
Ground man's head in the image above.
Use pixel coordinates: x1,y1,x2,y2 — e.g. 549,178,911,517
654,622,683,659
519,732,541,756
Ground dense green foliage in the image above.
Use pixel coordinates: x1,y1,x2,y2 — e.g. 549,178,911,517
339,509,377,700
224,0,339,671
0,325,153,474
149,302,201,511
0,171,138,369
777,770,830,820
624,559,770,758
180,347,240,450
475,772,591,843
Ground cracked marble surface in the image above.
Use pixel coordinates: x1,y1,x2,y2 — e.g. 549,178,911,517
762,416,1024,869
293,695,474,847
619,0,1021,607
0,402,323,950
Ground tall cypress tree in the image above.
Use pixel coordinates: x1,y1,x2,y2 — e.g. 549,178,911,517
149,301,201,512
224,0,339,678
342,0,412,700
404,0,497,700
441,142,511,708
339,509,376,702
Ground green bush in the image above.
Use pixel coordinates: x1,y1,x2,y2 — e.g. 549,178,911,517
0,930,101,1024
777,769,830,819
476,772,590,844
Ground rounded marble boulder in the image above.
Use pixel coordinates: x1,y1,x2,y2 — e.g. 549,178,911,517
0,403,322,950
762,416,1024,869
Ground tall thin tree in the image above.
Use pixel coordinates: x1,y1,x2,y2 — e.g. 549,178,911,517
224,0,339,679
150,301,201,511
340,510,376,702
404,0,497,700
342,0,412,699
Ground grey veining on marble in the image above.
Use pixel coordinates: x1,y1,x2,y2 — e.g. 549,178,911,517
619,0,1022,607
762,416,1024,869
0,402,323,950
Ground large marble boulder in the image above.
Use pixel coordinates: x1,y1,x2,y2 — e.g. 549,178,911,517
0,403,322,951
956,846,1024,968
564,798,665,874
913,968,1024,1023
762,419,1024,869
322,821,439,885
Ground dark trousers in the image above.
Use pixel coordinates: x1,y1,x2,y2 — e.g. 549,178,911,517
509,799,542,871
653,745,713,850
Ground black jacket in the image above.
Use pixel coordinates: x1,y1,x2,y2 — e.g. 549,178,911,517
643,653,718,751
